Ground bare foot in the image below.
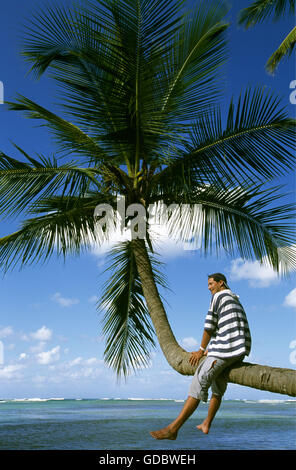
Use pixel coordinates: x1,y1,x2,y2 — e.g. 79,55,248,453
149,426,178,440
197,422,210,434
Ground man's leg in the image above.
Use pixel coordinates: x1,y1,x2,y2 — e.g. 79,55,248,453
199,358,228,402
197,393,222,434
150,396,200,440
199,355,244,403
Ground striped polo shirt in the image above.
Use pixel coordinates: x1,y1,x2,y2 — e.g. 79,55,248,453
204,289,251,359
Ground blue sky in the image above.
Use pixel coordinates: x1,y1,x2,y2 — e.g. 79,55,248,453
0,0,295,400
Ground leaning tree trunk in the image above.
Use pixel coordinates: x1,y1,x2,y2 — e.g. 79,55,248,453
132,239,296,397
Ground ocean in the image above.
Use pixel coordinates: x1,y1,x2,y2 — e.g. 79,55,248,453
0,398,295,451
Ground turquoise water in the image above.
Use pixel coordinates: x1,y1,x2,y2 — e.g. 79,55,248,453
0,398,295,450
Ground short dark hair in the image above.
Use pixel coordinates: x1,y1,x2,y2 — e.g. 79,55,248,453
208,273,229,288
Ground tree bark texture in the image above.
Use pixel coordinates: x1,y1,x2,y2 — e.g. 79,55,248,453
132,238,296,397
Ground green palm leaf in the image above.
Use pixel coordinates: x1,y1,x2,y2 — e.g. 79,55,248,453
152,86,295,192
0,148,102,218
238,0,295,26
19,0,229,170
7,96,110,163
99,240,168,377
20,0,186,166
238,0,295,73
22,0,185,78
0,193,116,271
161,183,296,273
160,0,229,119
266,25,296,72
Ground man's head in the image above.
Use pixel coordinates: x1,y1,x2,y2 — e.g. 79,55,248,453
207,273,229,295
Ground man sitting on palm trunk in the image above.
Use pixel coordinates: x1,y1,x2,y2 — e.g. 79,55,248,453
150,273,251,439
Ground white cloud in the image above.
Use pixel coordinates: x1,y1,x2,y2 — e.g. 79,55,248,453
59,357,105,380
65,356,102,368
47,356,106,382
149,202,202,257
88,295,99,304
90,221,132,262
85,357,101,365
67,357,83,367
36,346,60,365
284,288,296,309
0,364,24,379
19,353,28,361
31,326,52,342
148,224,196,259
0,326,13,339
180,337,198,350
230,258,280,287
51,292,79,307
30,341,46,353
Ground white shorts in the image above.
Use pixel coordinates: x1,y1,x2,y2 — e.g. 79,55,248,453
188,355,244,400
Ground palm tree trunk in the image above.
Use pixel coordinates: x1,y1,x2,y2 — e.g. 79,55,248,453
132,238,296,397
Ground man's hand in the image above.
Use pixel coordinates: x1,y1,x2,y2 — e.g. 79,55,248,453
189,349,205,366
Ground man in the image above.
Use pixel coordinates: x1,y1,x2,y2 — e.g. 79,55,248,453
150,273,251,440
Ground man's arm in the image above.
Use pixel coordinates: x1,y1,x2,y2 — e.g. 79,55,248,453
189,329,212,366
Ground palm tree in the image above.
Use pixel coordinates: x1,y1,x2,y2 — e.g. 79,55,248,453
238,0,296,73
0,0,295,395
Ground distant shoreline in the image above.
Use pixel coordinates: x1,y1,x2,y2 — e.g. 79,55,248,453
0,397,295,403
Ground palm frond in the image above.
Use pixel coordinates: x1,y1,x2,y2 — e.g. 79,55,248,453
87,0,186,61
20,1,134,167
19,0,229,167
0,193,116,272
238,0,295,28
161,183,296,273
159,0,229,121
0,148,103,219
21,3,92,78
7,96,112,163
22,0,185,78
19,1,185,165
152,86,296,192
266,25,296,73
99,240,168,377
